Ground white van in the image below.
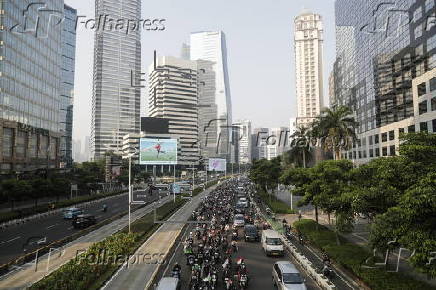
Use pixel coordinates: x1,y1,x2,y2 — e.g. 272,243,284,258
262,229,284,256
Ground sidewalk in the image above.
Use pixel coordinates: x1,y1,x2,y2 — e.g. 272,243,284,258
0,196,172,290
276,190,436,287
102,187,213,290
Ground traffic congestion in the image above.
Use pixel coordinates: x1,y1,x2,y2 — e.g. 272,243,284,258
157,178,318,290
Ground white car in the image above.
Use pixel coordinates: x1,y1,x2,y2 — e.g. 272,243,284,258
272,261,307,290
238,197,249,208
233,214,245,227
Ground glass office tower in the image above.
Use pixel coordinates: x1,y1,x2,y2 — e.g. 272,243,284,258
60,4,77,167
334,0,435,164
190,31,233,162
91,0,141,160
0,0,67,172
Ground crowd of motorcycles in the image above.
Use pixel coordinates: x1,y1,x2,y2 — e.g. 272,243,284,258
173,179,260,290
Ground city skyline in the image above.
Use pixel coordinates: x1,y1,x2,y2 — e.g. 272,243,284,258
66,0,337,146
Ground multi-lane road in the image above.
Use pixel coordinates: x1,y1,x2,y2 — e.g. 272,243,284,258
0,190,165,266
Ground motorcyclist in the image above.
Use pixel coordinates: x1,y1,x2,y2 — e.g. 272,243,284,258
102,204,108,212
172,262,181,278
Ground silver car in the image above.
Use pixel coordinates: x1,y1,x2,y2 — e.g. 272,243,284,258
272,261,307,290
233,214,245,227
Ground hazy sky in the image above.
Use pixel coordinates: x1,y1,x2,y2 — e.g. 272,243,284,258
66,0,336,147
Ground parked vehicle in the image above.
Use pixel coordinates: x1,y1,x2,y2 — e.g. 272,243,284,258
72,214,96,229
272,261,306,290
262,229,284,256
63,207,83,219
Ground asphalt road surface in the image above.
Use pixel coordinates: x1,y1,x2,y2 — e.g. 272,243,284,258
161,217,319,290
0,190,166,266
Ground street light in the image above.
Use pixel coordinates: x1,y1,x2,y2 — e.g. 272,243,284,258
126,147,139,233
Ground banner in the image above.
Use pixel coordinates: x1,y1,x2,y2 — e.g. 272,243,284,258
208,158,226,172
140,138,178,165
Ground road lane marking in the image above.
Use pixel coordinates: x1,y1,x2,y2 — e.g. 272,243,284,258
0,236,21,245
67,226,74,230
46,224,58,230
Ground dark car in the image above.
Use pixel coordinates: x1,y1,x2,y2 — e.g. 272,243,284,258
244,224,260,242
72,214,97,229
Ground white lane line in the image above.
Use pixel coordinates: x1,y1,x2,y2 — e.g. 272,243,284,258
46,224,58,230
67,226,74,230
352,233,369,242
0,236,21,245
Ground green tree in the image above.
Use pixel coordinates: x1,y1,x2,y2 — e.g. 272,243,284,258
249,158,281,194
285,126,313,168
1,179,31,209
29,179,51,207
312,105,357,160
370,172,436,277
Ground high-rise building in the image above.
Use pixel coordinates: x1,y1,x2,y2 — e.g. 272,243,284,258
251,128,269,161
0,1,70,173
233,120,252,164
181,43,190,60
334,0,436,164
266,127,289,160
91,0,141,160
60,4,77,167
190,31,233,162
294,11,324,127
148,56,199,165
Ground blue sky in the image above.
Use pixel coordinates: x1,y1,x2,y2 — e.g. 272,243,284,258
66,0,336,146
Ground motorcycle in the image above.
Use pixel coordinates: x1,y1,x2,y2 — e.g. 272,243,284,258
187,255,195,266
239,274,248,289
232,230,238,241
172,268,181,279
224,277,233,290
211,271,218,289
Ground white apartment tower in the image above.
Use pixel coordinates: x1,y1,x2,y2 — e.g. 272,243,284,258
148,56,199,165
294,11,324,127
233,120,252,164
91,0,141,160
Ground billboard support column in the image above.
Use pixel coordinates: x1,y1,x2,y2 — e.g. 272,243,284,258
173,164,176,203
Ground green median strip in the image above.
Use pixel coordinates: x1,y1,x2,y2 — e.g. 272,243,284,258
294,219,436,290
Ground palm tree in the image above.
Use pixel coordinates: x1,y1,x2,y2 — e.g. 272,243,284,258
313,106,357,160
285,126,313,168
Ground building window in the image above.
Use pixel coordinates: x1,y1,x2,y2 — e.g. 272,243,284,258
382,132,388,142
382,147,388,156
389,130,395,141
418,82,427,96
375,134,379,144
408,125,416,133
414,6,423,21
369,135,373,145
375,148,380,157
369,149,374,158
428,34,436,51
426,0,435,12
420,121,428,132
419,100,428,114
430,77,436,91
399,128,405,135
353,151,356,159
358,151,362,159
415,24,423,39
390,145,396,156
2,128,14,158
363,150,367,158
433,119,436,133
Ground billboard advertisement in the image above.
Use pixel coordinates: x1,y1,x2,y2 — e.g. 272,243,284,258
139,138,177,165
208,158,226,172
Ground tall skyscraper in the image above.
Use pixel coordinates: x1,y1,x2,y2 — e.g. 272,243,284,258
148,56,199,165
190,31,233,162
0,1,71,173
233,120,252,164
294,11,324,127
91,0,141,160
60,4,77,167
334,0,435,164
267,127,289,160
